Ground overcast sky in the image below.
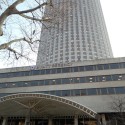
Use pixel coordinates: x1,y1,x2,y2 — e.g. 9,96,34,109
0,0,125,68
100,0,125,57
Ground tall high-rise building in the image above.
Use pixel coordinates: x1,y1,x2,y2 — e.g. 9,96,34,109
37,0,113,66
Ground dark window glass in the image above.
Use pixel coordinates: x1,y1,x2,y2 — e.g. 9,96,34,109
56,79,61,84
74,78,80,83
112,75,119,81
55,91,61,96
51,69,57,74
115,87,125,94
121,62,125,68
62,78,70,84
119,63,123,68
62,68,71,73
85,65,94,71
46,69,51,74
110,63,119,69
7,73,13,77
40,70,45,75
12,72,21,77
122,74,125,80
86,76,96,83
101,88,107,95
0,74,3,78
57,68,62,73
8,83,17,88
23,71,30,76
87,89,97,95
103,64,110,69
106,75,112,81
108,88,115,94
62,90,70,96
0,83,7,88
98,76,106,82
97,89,101,95
32,70,40,75
80,77,86,83
81,89,87,95
16,82,23,87
50,80,56,85
30,81,38,86
44,80,50,85
42,91,49,94
79,66,85,72
50,91,56,95
39,80,44,86
74,90,80,96
23,82,30,87
97,64,103,70
72,67,79,72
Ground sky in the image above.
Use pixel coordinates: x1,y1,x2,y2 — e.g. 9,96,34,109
0,0,125,68
100,0,125,57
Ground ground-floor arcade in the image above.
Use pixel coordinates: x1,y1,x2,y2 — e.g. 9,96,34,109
0,93,98,125
0,116,98,125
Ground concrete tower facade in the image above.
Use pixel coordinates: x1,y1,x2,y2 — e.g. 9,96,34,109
37,0,113,66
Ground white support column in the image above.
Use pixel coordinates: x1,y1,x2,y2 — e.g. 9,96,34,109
25,117,30,125
101,114,106,125
74,115,78,125
2,117,7,125
48,118,53,125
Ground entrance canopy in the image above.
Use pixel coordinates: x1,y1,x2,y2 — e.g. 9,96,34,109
0,93,97,118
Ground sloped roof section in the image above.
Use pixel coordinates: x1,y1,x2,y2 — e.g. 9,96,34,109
0,93,97,118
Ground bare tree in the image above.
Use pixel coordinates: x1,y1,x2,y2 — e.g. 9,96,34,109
0,0,73,66
109,96,125,125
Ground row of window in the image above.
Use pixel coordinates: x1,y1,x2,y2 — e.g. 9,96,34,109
0,87,125,98
0,62,125,78
0,74,124,89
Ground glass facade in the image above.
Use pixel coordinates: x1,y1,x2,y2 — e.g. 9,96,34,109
0,74,125,89
0,62,125,79
0,87,125,98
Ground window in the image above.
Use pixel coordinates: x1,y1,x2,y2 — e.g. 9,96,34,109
85,65,94,71
87,89,97,95
62,90,70,96
86,76,96,83
62,67,71,73
57,68,62,73
39,80,44,86
56,79,61,84
50,91,56,95
108,88,115,94
40,70,45,75
30,81,38,86
0,83,7,88
81,89,87,95
62,78,70,84
79,66,85,71
46,69,51,74
97,64,103,70
45,80,50,85
74,89,80,96
103,64,109,69
55,91,61,96
106,75,112,81
74,78,80,83
100,88,107,95
112,75,120,81
115,87,125,94
72,67,79,72
31,70,40,75
80,77,86,83
51,69,57,74
110,63,119,69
